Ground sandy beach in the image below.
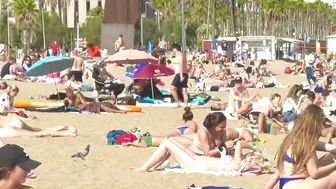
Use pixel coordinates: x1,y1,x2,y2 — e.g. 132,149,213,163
2,60,320,189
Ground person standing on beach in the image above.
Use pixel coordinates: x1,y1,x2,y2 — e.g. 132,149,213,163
70,50,84,83
158,36,168,49
170,44,188,108
305,53,316,85
51,41,59,56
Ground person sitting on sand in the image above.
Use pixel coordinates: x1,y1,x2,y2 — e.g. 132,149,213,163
240,66,256,88
228,76,261,118
282,84,305,122
0,144,41,189
265,104,336,189
135,112,240,172
122,107,199,148
314,75,332,94
64,88,127,114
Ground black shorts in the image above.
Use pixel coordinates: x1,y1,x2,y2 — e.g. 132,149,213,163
70,71,83,82
171,73,188,88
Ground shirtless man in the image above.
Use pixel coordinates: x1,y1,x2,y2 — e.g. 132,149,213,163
158,36,168,49
81,38,88,52
228,76,260,118
170,44,188,107
64,88,127,114
70,50,84,82
114,34,124,52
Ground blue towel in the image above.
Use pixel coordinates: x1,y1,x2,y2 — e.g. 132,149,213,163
80,85,94,92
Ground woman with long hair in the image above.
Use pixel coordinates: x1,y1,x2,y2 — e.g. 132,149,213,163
282,84,304,122
266,104,336,189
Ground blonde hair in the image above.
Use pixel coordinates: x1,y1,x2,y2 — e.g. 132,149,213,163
276,104,324,174
9,85,19,93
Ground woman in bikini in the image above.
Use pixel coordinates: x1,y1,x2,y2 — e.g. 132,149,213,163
121,107,198,148
265,104,336,189
136,112,246,171
314,75,332,94
136,133,265,173
64,88,127,114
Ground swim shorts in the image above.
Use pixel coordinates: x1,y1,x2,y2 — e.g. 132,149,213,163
171,73,189,88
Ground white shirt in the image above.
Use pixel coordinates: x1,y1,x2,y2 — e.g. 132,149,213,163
282,98,298,113
305,54,315,67
0,93,13,113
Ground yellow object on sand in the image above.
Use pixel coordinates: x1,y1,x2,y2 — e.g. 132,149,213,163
258,138,267,144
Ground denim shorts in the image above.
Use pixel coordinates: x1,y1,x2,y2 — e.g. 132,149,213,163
283,111,297,122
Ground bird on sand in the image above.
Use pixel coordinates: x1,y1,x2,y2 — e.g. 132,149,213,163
71,144,91,160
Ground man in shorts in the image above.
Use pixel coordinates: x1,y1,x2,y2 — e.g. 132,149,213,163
170,44,188,107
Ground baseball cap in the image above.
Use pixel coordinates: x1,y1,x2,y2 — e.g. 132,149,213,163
0,144,41,170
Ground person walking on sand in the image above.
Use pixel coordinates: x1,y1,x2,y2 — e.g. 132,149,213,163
170,44,188,108
70,50,84,83
51,41,59,56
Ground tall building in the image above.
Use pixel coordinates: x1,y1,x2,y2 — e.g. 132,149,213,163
36,0,106,28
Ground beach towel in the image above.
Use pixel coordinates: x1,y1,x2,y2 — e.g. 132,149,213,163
188,184,244,189
162,166,259,176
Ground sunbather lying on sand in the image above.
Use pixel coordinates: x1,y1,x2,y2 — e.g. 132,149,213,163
0,115,77,138
64,88,127,114
135,138,266,174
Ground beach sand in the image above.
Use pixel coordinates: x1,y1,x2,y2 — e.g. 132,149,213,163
1,60,322,189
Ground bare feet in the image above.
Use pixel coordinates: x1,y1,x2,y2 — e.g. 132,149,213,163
131,167,151,172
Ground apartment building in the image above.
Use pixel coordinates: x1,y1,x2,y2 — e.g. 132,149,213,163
36,0,106,28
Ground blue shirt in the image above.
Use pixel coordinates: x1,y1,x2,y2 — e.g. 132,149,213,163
212,39,217,50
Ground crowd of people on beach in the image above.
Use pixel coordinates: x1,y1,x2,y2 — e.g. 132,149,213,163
2,35,336,189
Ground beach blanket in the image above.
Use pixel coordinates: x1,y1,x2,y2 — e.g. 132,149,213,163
188,184,244,189
162,166,259,176
137,102,205,107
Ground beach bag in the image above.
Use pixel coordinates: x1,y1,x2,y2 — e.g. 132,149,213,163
284,67,291,74
116,133,138,145
210,86,219,91
106,130,127,145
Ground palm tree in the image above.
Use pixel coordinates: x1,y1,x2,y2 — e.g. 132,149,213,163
87,6,104,17
46,0,70,25
12,0,38,53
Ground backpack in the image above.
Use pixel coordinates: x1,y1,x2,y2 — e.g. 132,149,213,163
116,133,138,145
106,130,128,145
284,67,291,74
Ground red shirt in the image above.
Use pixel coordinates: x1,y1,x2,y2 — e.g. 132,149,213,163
52,44,58,54
87,46,101,57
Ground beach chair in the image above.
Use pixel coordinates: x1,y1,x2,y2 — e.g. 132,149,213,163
91,59,125,98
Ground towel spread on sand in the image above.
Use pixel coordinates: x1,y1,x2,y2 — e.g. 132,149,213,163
162,167,258,176
188,185,244,189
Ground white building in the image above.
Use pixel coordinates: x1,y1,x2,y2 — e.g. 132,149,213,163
36,0,106,28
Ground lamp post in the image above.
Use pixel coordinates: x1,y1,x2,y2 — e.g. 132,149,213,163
206,0,210,39
41,4,46,49
181,0,186,52
7,2,9,57
140,13,145,45
154,12,162,31
145,1,149,18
